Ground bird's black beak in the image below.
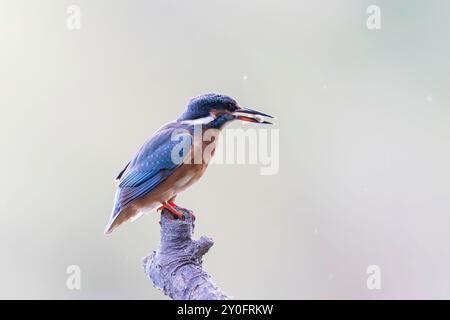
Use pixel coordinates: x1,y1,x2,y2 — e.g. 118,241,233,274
233,107,274,124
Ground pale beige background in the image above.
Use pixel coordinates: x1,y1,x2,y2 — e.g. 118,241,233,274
1,0,450,299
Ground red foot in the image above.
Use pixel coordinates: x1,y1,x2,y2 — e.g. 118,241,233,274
158,201,176,211
158,201,184,219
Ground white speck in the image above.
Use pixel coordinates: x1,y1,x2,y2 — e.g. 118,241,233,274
323,84,327,89
328,274,334,280
427,95,433,103
243,75,248,81
314,227,318,235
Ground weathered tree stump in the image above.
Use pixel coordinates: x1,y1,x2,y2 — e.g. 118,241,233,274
143,206,230,300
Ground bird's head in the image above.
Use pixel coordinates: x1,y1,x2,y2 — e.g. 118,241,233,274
178,93,273,126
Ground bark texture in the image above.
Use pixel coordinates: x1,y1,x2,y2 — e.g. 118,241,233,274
143,206,230,300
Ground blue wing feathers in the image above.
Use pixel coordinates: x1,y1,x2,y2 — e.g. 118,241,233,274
109,122,192,221
117,170,171,211
118,169,159,187
116,161,130,180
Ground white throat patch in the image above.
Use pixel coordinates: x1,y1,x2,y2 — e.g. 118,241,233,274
180,115,215,126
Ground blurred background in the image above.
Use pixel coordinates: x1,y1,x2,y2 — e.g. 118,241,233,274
1,0,450,299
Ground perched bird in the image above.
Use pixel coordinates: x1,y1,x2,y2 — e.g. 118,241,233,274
104,93,273,234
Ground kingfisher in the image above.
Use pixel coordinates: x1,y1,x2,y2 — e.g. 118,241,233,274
104,93,273,234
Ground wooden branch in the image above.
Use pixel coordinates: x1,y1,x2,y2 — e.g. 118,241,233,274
143,206,231,300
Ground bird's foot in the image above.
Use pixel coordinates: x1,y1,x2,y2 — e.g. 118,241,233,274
158,201,194,221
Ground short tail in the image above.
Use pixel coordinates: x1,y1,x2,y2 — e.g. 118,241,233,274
104,189,157,235
104,189,123,235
